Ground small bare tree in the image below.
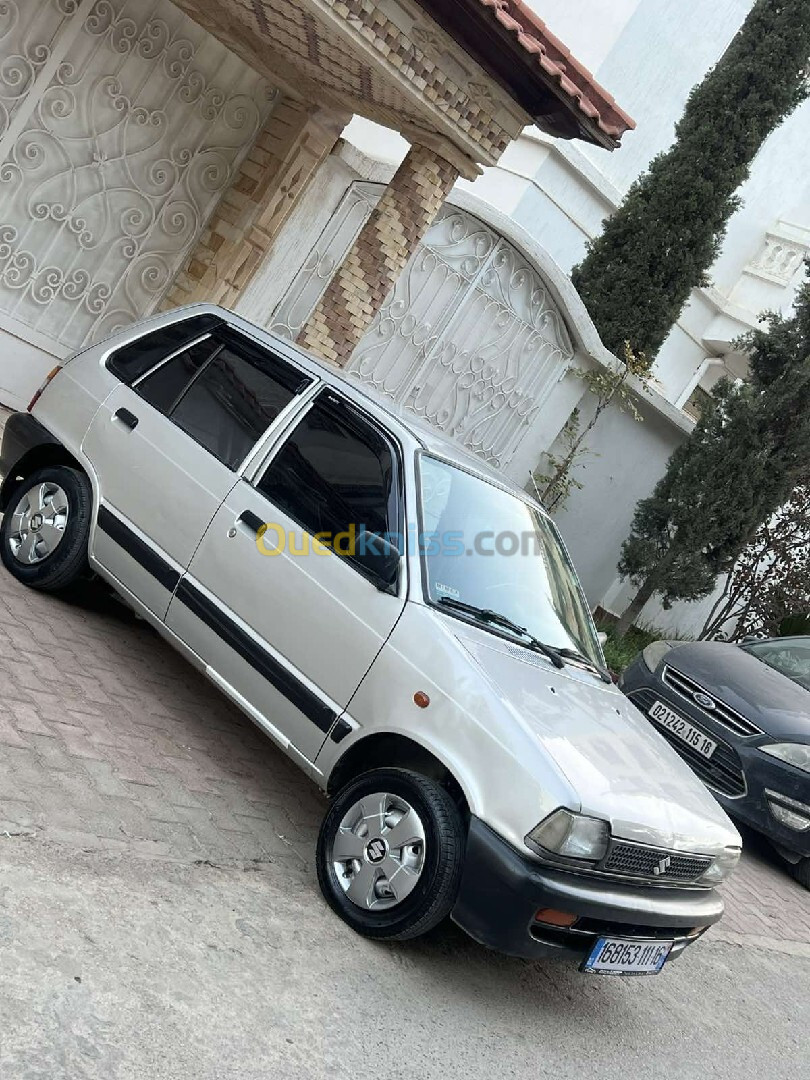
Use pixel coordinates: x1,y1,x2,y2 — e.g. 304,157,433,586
535,343,653,513
700,486,810,640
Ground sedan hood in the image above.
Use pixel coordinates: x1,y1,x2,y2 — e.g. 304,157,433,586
459,633,739,856
663,643,810,739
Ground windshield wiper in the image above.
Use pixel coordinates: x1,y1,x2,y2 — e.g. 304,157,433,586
555,647,613,684
436,597,565,669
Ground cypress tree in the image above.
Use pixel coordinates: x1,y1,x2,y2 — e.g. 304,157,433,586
571,0,810,360
614,273,810,637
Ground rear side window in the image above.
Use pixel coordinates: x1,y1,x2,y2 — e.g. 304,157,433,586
257,392,401,573
135,337,218,414
107,314,223,384
135,329,313,470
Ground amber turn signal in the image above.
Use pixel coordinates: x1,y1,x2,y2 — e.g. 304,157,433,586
413,691,430,709
534,908,578,928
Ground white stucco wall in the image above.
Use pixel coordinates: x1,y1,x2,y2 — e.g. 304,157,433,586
342,0,810,635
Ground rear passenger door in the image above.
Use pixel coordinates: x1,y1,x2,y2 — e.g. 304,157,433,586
165,390,407,763
82,318,314,617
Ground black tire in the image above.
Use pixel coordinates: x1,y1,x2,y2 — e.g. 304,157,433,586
0,465,92,592
792,857,810,890
317,768,465,941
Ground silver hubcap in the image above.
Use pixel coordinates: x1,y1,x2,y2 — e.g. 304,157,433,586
8,482,70,565
332,792,426,911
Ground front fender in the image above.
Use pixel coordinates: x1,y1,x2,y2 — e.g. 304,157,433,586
317,602,578,855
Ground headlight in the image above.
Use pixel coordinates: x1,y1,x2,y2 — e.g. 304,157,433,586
700,846,742,885
765,790,810,832
641,640,675,672
760,743,810,775
526,809,610,863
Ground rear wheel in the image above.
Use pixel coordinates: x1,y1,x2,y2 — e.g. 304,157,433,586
317,768,465,941
0,465,92,591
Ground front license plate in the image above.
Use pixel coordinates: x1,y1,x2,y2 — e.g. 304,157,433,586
649,699,717,759
582,937,673,976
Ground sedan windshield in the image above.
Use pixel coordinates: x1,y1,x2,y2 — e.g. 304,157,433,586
741,638,810,691
418,455,603,668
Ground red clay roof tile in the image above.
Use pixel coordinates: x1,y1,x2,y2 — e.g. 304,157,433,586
477,0,635,142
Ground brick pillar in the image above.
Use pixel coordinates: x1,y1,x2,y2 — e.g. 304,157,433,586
297,144,459,367
164,98,347,311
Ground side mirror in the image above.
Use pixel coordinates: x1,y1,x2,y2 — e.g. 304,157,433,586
359,531,401,593
597,631,608,646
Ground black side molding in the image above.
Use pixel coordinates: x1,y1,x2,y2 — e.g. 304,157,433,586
175,579,337,734
330,718,352,743
96,506,181,593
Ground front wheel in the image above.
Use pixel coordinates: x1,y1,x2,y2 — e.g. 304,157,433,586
0,465,92,592
792,857,810,890
316,768,465,941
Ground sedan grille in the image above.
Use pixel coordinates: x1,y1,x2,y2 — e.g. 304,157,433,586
662,666,762,737
629,688,748,797
600,841,711,883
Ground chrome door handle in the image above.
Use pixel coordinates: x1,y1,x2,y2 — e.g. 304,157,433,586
114,407,139,430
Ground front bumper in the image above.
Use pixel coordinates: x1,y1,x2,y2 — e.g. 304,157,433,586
621,659,810,859
451,818,723,962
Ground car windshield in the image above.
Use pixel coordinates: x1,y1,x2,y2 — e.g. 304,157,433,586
741,638,810,691
418,455,603,668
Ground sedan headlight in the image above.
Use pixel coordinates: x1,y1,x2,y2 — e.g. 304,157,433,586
526,809,610,863
641,640,675,672
760,743,810,775
700,845,742,885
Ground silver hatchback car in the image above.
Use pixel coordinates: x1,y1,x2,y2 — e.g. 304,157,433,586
0,305,741,974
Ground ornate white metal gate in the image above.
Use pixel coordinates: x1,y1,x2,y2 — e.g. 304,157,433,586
0,0,275,352
270,183,574,469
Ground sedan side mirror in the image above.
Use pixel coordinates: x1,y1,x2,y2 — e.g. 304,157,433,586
597,631,608,646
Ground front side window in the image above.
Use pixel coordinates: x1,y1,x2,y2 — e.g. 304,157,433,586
134,329,312,470
418,454,602,666
257,393,401,581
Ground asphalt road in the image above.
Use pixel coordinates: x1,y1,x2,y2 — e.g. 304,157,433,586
1,836,806,1080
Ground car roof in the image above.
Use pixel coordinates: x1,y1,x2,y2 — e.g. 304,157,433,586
743,636,810,647
182,303,539,507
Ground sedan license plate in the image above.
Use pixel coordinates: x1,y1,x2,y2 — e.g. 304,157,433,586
649,700,717,759
582,937,673,976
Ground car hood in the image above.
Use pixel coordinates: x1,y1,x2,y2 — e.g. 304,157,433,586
458,633,740,855
663,643,810,739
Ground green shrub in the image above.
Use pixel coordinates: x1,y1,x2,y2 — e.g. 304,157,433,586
598,621,693,675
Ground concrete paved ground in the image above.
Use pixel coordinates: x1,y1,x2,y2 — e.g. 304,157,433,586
0,407,807,1077
2,834,808,1080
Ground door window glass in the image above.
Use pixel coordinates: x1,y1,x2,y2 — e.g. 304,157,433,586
171,340,309,469
135,337,219,414
136,329,314,470
107,314,222,384
257,393,400,577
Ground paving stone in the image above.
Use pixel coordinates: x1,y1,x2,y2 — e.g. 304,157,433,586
0,565,805,942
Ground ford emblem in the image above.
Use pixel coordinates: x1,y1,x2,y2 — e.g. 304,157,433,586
694,692,716,710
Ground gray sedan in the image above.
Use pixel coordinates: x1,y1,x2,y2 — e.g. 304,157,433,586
620,636,810,888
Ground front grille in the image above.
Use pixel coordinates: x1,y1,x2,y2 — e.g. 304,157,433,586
663,666,762,737
630,688,748,797
600,841,711,883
